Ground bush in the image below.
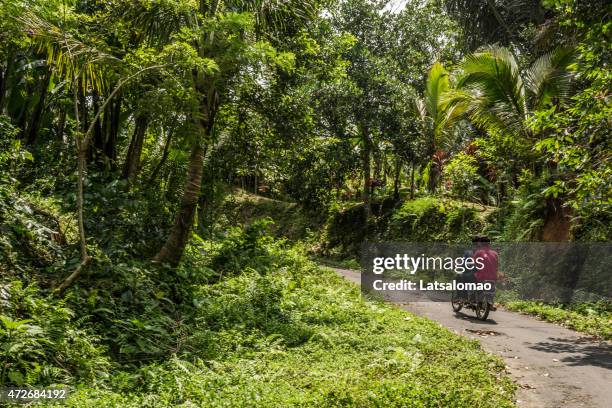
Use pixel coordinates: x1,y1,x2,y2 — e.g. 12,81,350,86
386,197,482,242
0,281,109,386
443,152,479,198
45,249,514,407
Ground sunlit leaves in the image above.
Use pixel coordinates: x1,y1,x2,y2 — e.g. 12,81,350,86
19,12,120,93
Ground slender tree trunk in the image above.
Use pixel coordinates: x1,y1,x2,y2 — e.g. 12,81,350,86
17,81,31,134
153,134,206,266
78,80,88,141
0,61,6,113
26,68,52,145
393,157,401,201
56,131,92,294
122,114,148,184
410,164,415,199
91,91,104,162
0,48,15,115
428,162,437,192
56,66,163,293
361,124,371,219
56,105,66,141
105,93,121,168
148,126,174,185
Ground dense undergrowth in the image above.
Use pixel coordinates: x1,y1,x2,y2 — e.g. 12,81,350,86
220,190,611,340
0,190,515,406
219,190,488,259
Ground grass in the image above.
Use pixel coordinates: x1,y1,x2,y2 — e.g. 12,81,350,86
220,188,319,241
310,255,361,270
1,189,516,407
32,246,514,407
504,300,611,340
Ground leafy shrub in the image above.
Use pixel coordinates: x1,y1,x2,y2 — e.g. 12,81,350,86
386,197,482,242
495,170,547,241
322,202,368,256
46,253,514,407
208,218,278,276
0,281,109,386
443,152,479,198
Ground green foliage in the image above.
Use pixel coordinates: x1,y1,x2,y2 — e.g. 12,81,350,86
0,281,109,386
528,3,611,238
322,202,369,257
493,170,548,241
208,218,278,276
1,0,610,404
0,116,33,185
217,189,319,241
31,242,513,407
443,152,479,198
506,300,612,340
387,197,483,242
0,214,516,405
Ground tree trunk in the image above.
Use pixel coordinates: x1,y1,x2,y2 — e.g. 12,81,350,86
91,91,104,162
393,157,401,201
26,68,52,145
540,197,571,242
153,137,206,266
0,61,6,113
56,105,66,142
105,93,121,168
148,126,174,185
154,74,218,266
410,164,415,199
78,81,88,140
0,48,15,115
361,124,371,219
17,81,31,134
122,115,148,184
428,162,438,192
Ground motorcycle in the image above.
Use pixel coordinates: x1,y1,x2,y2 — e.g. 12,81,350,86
451,280,497,321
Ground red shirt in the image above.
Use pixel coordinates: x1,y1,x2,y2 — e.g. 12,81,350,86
474,246,498,282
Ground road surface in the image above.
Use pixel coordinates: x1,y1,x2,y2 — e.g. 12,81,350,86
329,266,612,408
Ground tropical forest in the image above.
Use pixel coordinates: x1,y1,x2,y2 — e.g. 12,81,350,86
0,0,610,407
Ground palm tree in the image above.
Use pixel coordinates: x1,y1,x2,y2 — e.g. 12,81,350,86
451,45,574,239
413,62,464,191
453,45,574,139
21,12,165,291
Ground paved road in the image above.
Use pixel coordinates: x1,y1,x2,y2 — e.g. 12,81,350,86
329,266,612,408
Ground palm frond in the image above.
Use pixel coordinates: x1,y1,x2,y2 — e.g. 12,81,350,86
525,47,574,109
19,13,121,93
226,0,319,38
424,61,449,125
456,45,528,136
111,0,198,47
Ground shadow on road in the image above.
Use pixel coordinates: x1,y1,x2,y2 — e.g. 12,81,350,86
529,337,612,370
452,311,498,325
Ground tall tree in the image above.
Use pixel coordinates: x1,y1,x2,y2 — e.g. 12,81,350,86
111,0,320,266
452,45,575,239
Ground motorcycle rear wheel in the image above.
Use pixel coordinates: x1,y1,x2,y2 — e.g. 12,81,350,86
475,301,490,321
451,290,463,312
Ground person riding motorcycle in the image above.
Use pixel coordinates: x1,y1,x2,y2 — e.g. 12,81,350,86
457,236,498,298
472,236,498,283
